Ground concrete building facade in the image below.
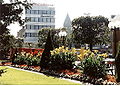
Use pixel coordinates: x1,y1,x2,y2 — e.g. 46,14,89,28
24,3,55,43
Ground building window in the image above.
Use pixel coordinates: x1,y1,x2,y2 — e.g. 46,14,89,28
38,18,42,22
38,10,42,14
26,9,31,14
30,17,34,22
31,10,35,14
47,10,51,14
26,25,31,29
34,17,38,22
42,10,47,14
46,18,51,22
51,11,55,15
34,10,39,14
31,25,34,30
42,18,46,22
51,18,55,23
31,33,38,37
34,25,39,29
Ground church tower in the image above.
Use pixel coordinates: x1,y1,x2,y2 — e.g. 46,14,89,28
63,13,72,33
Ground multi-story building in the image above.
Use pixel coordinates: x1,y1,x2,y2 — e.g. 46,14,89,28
24,3,55,43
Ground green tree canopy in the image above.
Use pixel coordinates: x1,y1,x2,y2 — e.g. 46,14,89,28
0,0,31,59
72,16,110,50
38,28,60,48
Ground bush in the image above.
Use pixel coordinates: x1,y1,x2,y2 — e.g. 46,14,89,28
48,46,77,70
80,50,107,79
13,52,41,66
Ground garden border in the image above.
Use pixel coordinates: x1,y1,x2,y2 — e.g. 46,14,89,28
7,66,83,85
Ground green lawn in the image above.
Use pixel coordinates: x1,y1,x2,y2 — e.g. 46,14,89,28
0,66,80,85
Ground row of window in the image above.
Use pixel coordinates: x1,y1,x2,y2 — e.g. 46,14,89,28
26,25,55,30
24,33,38,37
26,17,55,23
26,10,55,15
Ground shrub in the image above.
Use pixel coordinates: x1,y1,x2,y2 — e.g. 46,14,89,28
13,52,26,65
49,46,77,70
80,50,107,79
13,52,41,66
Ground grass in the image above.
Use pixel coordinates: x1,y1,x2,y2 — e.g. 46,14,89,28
0,66,80,85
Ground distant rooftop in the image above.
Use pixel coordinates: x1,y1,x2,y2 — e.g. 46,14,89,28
32,3,54,6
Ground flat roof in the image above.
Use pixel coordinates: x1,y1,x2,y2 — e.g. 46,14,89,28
32,3,54,6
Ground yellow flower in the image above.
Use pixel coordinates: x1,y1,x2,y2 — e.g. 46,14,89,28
21,52,25,56
50,51,54,55
77,54,83,60
93,50,98,53
98,53,108,58
79,47,85,58
71,48,76,53
59,47,62,50
102,53,108,58
61,46,64,49
90,52,95,57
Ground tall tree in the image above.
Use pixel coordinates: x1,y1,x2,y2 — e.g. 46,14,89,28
40,30,54,70
0,0,31,59
72,16,110,50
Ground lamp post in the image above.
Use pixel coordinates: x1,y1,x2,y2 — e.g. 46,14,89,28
58,30,67,47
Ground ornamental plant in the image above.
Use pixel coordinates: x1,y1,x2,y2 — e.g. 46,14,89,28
79,48,108,79
49,46,77,70
77,48,108,60
13,51,41,66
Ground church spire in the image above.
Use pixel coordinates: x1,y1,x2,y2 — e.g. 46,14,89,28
63,13,71,28
63,13,72,33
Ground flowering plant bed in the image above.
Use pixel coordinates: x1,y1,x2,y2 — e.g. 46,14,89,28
11,64,117,85
11,64,41,72
10,47,118,85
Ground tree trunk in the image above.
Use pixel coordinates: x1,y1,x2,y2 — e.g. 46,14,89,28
89,44,92,51
115,42,120,82
115,56,120,82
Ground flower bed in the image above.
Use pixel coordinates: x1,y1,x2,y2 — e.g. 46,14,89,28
10,47,118,85
11,64,41,72
11,64,117,85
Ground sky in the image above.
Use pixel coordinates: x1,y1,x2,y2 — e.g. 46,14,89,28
4,0,120,37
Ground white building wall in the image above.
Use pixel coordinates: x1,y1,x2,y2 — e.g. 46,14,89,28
24,3,55,43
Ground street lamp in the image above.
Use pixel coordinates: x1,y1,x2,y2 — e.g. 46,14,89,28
58,30,67,47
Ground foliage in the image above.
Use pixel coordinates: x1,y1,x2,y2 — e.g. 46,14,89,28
14,38,24,48
38,28,50,48
40,30,54,70
72,16,110,50
49,46,77,70
0,33,15,59
80,49,107,79
13,52,41,66
0,0,31,26
0,0,31,59
38,28,72,49
38,28,60,48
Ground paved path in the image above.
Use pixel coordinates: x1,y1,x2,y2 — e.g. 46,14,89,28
7,66,84,85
